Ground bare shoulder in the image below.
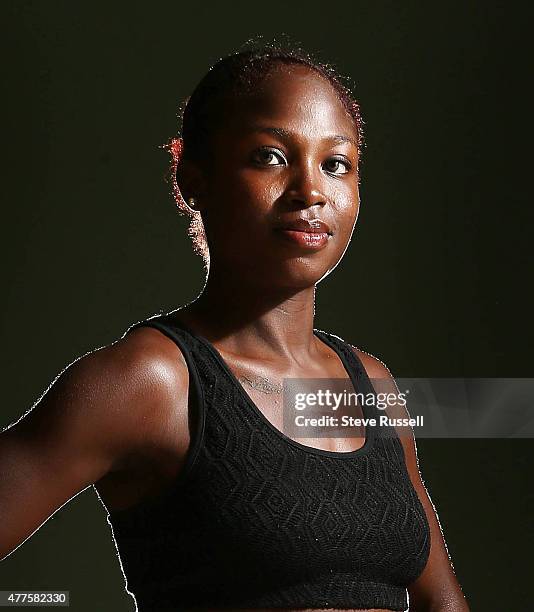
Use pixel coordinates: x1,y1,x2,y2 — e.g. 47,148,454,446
104,324,189,392
0,324,191,557
7,324,190,474
347,343,414,444
83,324,191,469
348,343,394,380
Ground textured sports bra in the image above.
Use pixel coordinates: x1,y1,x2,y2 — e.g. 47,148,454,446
103,313,431,611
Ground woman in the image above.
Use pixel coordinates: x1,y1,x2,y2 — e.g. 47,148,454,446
0,44,469,611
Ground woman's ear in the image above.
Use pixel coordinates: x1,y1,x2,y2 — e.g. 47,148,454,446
176,158,208,212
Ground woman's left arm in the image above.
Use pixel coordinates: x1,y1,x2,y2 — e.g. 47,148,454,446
352,347,470,612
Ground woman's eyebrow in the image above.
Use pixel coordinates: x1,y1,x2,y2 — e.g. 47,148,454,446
251,126,358,148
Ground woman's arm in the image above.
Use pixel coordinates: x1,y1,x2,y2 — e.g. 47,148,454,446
0,327,186,560
352,347,470,612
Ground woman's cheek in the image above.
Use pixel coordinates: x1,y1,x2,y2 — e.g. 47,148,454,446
332,187,358,219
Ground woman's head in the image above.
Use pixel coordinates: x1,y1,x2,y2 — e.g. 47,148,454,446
167,41,364,289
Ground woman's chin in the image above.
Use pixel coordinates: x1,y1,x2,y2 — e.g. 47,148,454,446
214,250,340,291
263,261,334,291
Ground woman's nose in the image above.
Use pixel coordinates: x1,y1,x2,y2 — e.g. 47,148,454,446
285,162,327,208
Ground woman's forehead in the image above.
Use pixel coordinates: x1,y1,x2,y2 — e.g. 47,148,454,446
221,68,357,140
248,66,345,111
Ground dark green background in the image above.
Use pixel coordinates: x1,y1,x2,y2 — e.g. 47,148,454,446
1,2,532,610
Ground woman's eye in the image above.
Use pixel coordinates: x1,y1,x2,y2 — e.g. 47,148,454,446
252,148,286,166
323,157,351,175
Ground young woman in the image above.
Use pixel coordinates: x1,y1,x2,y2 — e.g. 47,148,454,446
0,45,469,612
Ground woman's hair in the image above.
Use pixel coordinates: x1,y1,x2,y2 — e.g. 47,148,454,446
164,39,365,267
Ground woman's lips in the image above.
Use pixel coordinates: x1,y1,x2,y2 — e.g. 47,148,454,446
276,229,331,249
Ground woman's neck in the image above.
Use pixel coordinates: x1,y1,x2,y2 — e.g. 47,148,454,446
177,272,319,362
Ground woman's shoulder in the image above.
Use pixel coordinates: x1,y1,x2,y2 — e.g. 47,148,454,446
56,322,191,473
349,344,393,380
108,322,191,433
115,320,189,381
347,343,402,404
319,327,393,381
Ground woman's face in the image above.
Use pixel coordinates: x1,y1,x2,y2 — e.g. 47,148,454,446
197,65,360,290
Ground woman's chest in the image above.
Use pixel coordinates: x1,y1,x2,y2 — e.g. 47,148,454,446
222,349,368,454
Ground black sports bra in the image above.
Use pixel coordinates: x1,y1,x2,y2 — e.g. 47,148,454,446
103,313,431,611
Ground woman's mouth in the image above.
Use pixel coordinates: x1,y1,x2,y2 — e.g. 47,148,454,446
274,218,332,250
275,229,331,250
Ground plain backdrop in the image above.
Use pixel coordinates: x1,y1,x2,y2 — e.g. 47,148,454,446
1,2,533,610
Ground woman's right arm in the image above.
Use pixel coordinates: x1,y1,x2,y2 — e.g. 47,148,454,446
0,326,186,560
